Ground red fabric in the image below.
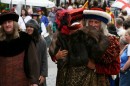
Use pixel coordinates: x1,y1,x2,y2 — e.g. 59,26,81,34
55,9,67,29
0,52,30,86
61,26,70,35
95,36,120,75
117,0,130,9
67,8,84,26
69,23,83,30
51,56,57,62
55,8,84,31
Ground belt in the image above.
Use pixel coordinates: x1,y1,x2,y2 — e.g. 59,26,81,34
120,68,130,74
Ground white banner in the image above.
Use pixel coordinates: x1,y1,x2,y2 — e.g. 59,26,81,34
111,0,130,15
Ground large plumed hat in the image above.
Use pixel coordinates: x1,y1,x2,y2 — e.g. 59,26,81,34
55,8,84,29
0,11,19,25
83,7,111,24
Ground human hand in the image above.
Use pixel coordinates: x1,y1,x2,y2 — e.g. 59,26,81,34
39,76,45,85
120,68,125,73
56,49,68,60
87,59,95,70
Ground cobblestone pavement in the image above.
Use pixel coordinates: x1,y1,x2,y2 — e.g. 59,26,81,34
46,56,57,86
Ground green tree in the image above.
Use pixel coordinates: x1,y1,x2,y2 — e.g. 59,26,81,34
0,2,9,12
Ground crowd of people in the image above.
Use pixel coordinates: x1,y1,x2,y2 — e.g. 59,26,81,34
0,1,130,86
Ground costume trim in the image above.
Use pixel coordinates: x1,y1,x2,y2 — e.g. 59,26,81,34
0,32,32,57
83,10,111,24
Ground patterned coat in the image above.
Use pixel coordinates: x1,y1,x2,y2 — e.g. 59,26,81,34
49,28,120,86
0,32,40,86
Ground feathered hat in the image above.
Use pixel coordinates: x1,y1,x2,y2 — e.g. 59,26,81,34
83,7,111,24
55,8,84,29
55,8,84,34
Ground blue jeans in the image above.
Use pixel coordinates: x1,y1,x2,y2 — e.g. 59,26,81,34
119,68,130,86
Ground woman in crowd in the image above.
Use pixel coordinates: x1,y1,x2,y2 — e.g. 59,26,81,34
120,29,130,86
26,19,48,86
21,8,32,23
18,8,32,31
31,13,51,48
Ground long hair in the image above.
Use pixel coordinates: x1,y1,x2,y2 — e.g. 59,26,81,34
26,19,40,43
30,27,40,43
83,19,110,36
0,21,20,41
20,8,29,16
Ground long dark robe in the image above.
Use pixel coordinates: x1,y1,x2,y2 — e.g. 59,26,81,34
0,32,40,86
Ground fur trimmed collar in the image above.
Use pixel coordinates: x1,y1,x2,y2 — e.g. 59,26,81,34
0,31,32,57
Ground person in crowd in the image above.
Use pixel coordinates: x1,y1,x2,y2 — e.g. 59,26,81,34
123,19,130,30
107,23,119,37
118,16,125,22
26,19,48,86
0,11,39,86
119,10,128,21
89,0,99,8
26,5,33,15
114,8,121,18
119,19,130,47
18,16,26,31
48,7,57,33
11,4,18,14
115,18,126,37
83,7,120,86
20,8,32,23
37,7,49,28
106,7,115,24
119,19,130,50
120,29,130,86
49,7,120,86
31,13,42,33
31,13,51,47
18,8,32,31
31,13,40,22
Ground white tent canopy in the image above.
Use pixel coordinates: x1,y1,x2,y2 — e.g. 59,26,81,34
1,0,55,8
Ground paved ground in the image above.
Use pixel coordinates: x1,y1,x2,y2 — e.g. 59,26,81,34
46,56,57,86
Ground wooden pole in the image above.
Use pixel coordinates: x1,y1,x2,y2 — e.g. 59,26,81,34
10,0,13,9
25,0,26,9
69,0,71,5
56,0,60,7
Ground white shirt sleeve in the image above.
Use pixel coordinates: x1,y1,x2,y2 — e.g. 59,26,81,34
18,16,26,31
41,22,49,37
127,44,130,56
24,16,32,23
